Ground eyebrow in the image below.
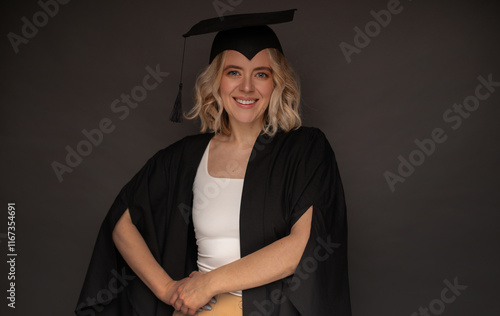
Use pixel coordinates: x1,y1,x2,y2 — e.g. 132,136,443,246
224,65,272,72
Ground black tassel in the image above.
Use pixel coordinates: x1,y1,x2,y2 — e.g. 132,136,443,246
170,37,187,123
170,82,183,122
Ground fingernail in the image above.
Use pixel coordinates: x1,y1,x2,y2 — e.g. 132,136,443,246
204,305,212,311
211,298,217,304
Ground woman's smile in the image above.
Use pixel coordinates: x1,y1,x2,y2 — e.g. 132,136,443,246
233,97,259,108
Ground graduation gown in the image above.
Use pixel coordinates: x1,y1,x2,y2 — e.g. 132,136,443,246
75,126,351,316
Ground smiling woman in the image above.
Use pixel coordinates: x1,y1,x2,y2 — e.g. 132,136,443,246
77,9,351,316
187,48,301,137
220,50,275,127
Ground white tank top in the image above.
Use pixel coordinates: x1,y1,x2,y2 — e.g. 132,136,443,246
192,140,244,296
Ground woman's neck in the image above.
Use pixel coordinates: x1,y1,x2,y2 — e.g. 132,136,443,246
223,120,263,148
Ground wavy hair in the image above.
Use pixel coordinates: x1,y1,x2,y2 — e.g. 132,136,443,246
185,48,301,137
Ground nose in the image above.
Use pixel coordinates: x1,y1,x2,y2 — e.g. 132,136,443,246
239,75,255,93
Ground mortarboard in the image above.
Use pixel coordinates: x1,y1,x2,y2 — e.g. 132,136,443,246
170,9,297,122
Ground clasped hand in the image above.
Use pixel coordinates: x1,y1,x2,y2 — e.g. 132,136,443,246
162,271,216,315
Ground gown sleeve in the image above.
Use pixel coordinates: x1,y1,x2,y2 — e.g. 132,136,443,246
75,148,175,316
284,128,352,316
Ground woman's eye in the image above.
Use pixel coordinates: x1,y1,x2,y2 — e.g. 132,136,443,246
227,70,239,76
256,72,269,78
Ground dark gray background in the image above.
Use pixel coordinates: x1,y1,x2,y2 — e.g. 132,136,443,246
1,0,499,315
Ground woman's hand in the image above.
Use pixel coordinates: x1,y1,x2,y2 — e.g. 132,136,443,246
157,278,190,306
169,271,216,315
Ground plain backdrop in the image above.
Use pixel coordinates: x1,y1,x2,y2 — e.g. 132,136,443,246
1,0,499,315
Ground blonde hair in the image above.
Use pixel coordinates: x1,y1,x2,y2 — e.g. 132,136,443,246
185,48,301,137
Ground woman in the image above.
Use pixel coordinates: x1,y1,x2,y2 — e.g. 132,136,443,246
76,10,351,316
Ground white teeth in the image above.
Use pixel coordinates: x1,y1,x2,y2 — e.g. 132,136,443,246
236,99,256,105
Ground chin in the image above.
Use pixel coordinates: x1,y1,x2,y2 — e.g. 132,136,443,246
232,115,261,125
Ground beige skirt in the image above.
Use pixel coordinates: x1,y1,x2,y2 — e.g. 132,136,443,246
172,293,242,316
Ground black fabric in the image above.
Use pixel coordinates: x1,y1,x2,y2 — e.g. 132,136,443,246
75,126,351,316
183,9,296,37
182,9,296,63
209,25,283,63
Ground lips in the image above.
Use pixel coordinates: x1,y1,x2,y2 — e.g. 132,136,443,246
233,97,258,108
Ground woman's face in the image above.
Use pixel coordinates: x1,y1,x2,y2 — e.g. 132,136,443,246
219,49,274,128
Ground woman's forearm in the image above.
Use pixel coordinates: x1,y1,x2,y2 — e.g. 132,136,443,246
112,209,174,299
206,206,313,295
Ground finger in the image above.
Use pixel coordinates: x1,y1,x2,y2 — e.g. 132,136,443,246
173,299,184,311
176,284,185,294
169,293,178,306
180,305,190,315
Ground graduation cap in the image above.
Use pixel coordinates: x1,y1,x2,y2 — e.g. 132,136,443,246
170,9,297,122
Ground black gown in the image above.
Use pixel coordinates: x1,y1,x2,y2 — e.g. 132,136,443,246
75,126,351,316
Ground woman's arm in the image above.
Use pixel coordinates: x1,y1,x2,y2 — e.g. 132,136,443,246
171,206,313,312
112,209,185,303
210,205,313,292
